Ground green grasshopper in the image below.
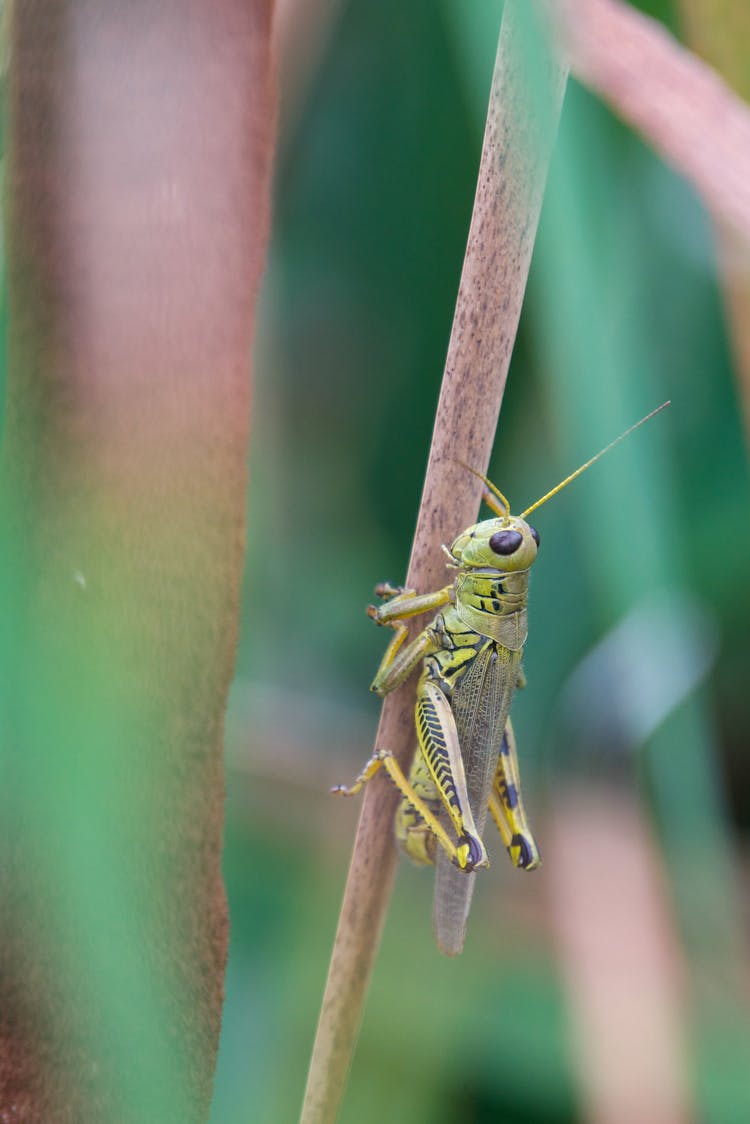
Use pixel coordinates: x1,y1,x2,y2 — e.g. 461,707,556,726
334,403,669,954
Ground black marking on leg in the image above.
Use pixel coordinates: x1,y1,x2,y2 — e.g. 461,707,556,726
501,782,519,809
510,834,535,869
454,834,486,872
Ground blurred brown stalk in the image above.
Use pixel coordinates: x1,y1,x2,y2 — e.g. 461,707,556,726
551,0,750,241
546,791,692,1124
0,2,275,1119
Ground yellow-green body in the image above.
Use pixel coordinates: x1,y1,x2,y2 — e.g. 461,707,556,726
334,508,542,955
333,404,669,955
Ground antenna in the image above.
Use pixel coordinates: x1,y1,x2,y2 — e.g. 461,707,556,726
520,401,671,519
455,460,511,519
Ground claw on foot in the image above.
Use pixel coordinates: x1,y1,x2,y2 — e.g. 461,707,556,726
374,582,401,598
453,833,489,873
508,833,541,871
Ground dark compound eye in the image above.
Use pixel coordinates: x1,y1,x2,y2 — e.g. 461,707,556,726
489,529,523,555
529,525,540,547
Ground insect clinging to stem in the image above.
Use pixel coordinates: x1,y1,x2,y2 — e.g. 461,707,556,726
333,401,671,955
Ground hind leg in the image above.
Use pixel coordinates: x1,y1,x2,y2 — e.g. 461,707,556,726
487,718,541,870
332,675,489,872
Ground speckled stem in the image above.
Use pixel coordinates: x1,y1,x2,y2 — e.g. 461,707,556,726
300,4,567,1121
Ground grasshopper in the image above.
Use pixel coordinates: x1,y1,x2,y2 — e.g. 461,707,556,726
334,403,670,954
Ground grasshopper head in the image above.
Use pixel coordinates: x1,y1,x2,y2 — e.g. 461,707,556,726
450,462,538,571
453,402,670,572
449,515,540,572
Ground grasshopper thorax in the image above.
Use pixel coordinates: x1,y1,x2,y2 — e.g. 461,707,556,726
449,515,540,572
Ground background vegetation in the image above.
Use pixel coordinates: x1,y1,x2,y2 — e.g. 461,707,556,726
1,0,747,1120
212,1,750,1121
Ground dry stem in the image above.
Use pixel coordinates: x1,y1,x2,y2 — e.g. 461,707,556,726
551,0,750,240
299,4,567,1121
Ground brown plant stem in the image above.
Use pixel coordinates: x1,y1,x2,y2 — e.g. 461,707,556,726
549,0,750,240
299,4,567,1122
546,790,692,1124
0,2,275,1120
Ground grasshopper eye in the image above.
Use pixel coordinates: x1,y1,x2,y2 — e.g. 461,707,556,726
529,525,540,547
489,529,523,555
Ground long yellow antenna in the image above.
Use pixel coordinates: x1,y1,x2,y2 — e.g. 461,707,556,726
520,401,671,519
455,459,510,518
